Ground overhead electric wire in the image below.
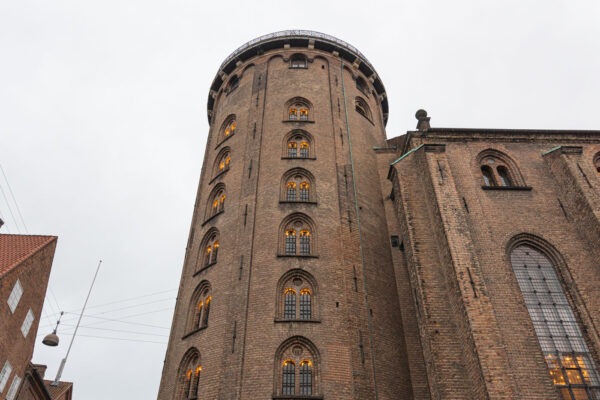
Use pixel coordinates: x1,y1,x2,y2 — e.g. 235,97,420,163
59,323,170,337
62,313,170,329
58,288,177,314
56,332,167,345
39,306,175,330
0,164,29,233
0,181,21,232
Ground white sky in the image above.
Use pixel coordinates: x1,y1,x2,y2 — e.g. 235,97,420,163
1,0,599,398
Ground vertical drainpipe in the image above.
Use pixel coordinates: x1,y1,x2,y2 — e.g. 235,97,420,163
340,60,379,400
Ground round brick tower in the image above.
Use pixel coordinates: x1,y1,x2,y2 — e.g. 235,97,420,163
158,31,412,400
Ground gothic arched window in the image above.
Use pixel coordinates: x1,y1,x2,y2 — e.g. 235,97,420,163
281,168,315,203
279,213,315,256
283,130,314,159
205,184,226,221
187,281,212,334
213,148,231,178
356,76,368,96
277,270,317,321
478,150,526,188
285,97,312,122
226,75,239,93
290,54,307,69
199,229,219,269
593,153,600,175
510,243,600,398
275,336,320,397
219,115,237,143
355,96,372,122
177,348,201,400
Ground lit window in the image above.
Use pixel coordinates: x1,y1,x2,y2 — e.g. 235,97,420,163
218,151,231,173
300,289,311,320
21,309,34,338
285,229,297,255
299,109,309,121
511,244,600,398
299,142,309,158
288,142,297,158
300,360,313,395
0,361,12,393
289,108,298,121
282,360,295,395
299,230,310,255
286,182,297,201
299,182,309,202
201,297,211,328
288,103,309,121
6,375,21,400
284,289,296,319
7,279,23,314
223,119,236,138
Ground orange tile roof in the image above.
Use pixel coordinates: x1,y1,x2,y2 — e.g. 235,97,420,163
0,234,57,277
43,380,73,399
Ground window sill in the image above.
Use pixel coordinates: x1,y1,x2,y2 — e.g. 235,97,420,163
181,326,207,340
273,396,323,399
194,262,216,277
274,318,321,323
289,66,308,69
481,186,532,191
281,157,316,161
282,120,315,124
215,133,235,150
277,254,319,258
279,201,317,205
202,210,224,226
209,168,229,184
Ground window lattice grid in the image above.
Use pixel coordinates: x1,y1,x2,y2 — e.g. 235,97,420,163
282,362,295,395
287,186,297,201
299,145,309,158
299,234,310,255
288,142,298,158
299,184,309,202
284,291,297,319
285,233,296,255
511,245,600,399
299,362,312,395
299,292,311,320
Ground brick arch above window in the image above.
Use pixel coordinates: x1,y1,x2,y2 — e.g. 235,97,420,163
217,114,237,146
204,183,226,222
285,97,313,122
176,347,202,400
282,130,315,159
276,269,318,322
212,147,231,180
280,168,316,203
184,281,212,337
477,149,527,188
197,228,220,272
273,336,320,398
278,213,317,257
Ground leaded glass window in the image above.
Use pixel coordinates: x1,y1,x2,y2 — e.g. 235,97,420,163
299,230,310,255
282,361,295,395
299,182,309,201
511,245,600,399
288,142,297,158
286,182,297,201
284,289,296,319
299,142,309,158
300,289,311,320
498,166,512,186
285,229,296,254
299,361,312,395
481,165,495,187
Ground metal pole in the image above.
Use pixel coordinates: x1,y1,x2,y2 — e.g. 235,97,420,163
51,260,102,386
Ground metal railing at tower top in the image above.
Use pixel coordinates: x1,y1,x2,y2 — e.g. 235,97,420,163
219,30,374,71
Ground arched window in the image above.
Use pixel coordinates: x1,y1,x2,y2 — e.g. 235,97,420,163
177,348,201,400
285,97,312,122
281,168,316,203
205,184,226,220
227,75,239,93
187,281,212,334
275,337,320,397
355,96,372,122
280,214,315,256
290,54,307,69
276,269,317,321
219,115,237,143
213,148,231,177
199,229,219,269
356,76,368,96
283,130,314,159
510,243,600,398
478,150,525,188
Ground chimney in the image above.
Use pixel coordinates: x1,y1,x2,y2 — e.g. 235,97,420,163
415,109,431,131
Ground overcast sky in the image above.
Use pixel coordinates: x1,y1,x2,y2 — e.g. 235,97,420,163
1,0,599,398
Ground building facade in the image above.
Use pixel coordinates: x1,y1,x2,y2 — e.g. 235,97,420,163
159,31,600,400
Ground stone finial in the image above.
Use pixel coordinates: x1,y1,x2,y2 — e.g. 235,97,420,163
415,109,431,131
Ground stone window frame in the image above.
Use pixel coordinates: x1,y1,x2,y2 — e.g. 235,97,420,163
275,269,319,322
273,336,321,399
280,168,317,204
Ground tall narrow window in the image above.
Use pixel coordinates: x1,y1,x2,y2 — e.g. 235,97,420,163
299,182,309,202
355,97,372,121
497,166,512,186
6,375,21,400
284,289,297,319
286,183,297,201
288,142,297,158
285,229,297,255
299,108,309,121
200,231,220,269
511,244,600,399
290,54,307,69
299,360,313,395
282,360,295,395
177,349,201,400
299,230,310,255
299,142,309,158
7,279,23,313
21,309,34,338
481,165,496,187
594,154,600,175
289,108,298,121
300,289,311,320
191,366,201,397
201,297,211,328
0,361,12,393
224,120,236,137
